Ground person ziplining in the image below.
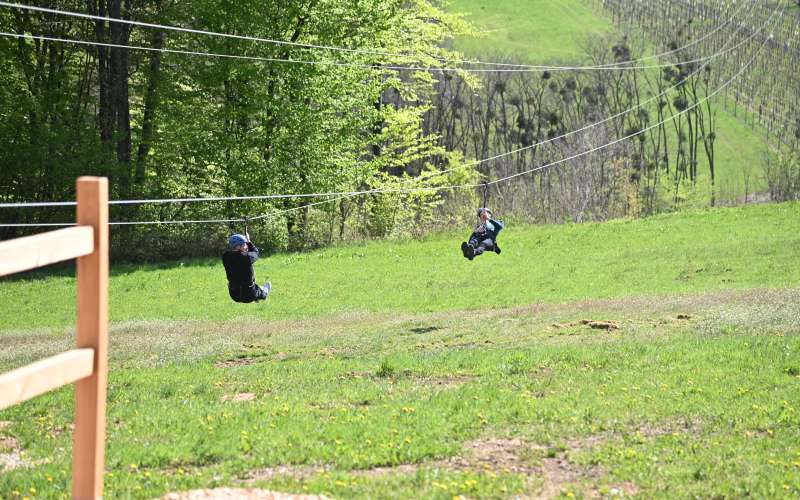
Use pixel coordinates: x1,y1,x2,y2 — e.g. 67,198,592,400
461,182,504,260
461,207,504,260
222,231,272,303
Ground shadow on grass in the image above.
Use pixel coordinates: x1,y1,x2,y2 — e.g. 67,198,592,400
408,326,444,335
0,257,221,283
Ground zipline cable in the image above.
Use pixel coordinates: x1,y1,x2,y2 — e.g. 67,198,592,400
0,5,778,227
0,3,770,211
246,4,781,225
0,0,753,71
321,0,772,201
6,4,773,230
0,28,760,74
487,14,780,186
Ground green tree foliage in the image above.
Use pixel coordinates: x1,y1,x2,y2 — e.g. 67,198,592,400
0,0,473,258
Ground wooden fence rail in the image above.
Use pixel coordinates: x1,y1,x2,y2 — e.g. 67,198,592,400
0,177,109,500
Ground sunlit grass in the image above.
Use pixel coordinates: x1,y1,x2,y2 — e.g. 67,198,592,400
1,203,798,332
2,203,799,497
1,287,799,498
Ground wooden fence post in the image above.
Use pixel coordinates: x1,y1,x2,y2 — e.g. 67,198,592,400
72,177,109,500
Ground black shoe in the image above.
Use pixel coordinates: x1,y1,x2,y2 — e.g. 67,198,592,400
494,244,501,255
461,241,470,258
467,244,475,260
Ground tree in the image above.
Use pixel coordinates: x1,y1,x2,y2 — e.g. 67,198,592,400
0,0,470,256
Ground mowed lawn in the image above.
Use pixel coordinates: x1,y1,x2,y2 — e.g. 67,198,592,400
1,203,800,498
0,203,799,333
447,0,772,203
448,0,613,62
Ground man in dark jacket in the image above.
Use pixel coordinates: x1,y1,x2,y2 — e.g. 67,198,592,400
222,233,272,303
461,207,504,260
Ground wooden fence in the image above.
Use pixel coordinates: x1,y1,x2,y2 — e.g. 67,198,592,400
0,177,109,499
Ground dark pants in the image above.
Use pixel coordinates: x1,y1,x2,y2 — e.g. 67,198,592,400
228,283,268,303
469,235,495,256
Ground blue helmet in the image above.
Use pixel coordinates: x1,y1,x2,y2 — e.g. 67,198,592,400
228,234,247,248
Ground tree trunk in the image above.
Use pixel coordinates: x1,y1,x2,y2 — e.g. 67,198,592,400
91,0,133,193
135,29,165,189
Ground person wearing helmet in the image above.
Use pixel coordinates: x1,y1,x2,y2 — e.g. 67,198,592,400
222,232,272,303
461,207,504,260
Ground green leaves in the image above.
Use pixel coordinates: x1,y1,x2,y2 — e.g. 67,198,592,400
0,0,470,255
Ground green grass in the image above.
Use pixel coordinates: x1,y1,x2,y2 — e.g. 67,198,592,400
448,0,614,63
447,0,772,203
1,203,799,332
2,286,800,497
1,203,800,497
698,104,771,201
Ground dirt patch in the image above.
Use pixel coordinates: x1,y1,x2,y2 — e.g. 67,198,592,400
0,435,48,471
240,435,646,498
636,419,703,439
0,436,19,451
160,488,329,500
558,419,703,451
336,371,370,380
581,320,620,331
0,421,11,430
245,465,329,483
350,463,422,477
445,438,617,498
563,434,607,450
537,455,599,498
335,371,474,387
451,438,643,498
222,393,257,402
407,326,444,335
310,398,372,410
589,481,640,498
408,374,475,388
215,357,265,368
315,346,358,359
214,345,300,369
0,450,29,472
214,351,301,368
551,320,620,331
449,438,537,473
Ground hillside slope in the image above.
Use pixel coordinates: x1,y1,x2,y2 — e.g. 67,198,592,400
446,0,772,203
1,202,798,332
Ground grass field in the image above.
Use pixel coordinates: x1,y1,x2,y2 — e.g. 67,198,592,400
1,203,798,332
1,202,800,498
447,0,772,203
449,0,613,62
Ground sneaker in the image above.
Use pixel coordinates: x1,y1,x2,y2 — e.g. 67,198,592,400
467,244,475,261
494,244,501,255
460,242,470,258
263,281,272,297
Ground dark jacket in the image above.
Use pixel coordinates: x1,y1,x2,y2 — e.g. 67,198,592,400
222,242,261,302
472,219,505,241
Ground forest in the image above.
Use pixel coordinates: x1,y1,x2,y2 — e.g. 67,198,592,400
0,0,798,260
